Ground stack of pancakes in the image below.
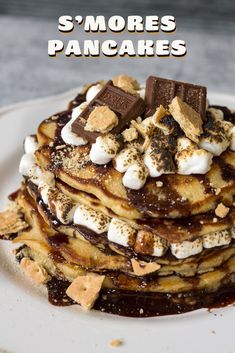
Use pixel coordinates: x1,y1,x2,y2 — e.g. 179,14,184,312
1,75,235,317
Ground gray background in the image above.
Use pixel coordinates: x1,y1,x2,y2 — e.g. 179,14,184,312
0,0,235,107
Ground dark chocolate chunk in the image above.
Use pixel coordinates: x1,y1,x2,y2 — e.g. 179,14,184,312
71,81,146,143
145,76,207,119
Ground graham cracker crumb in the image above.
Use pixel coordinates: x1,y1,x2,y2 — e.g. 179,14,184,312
156,181,163,187
110,339,123,348
66,274,105,310
215,203,230,218
131,258,161,276
122,127,138,142
169,96,203,143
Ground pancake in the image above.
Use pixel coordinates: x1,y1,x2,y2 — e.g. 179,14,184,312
1,74,235,316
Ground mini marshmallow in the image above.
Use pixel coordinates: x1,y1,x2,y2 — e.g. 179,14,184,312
199,135,230,156
144,145,175,177
175,148,213,175
89,134,119,165
73,204,110,234
230,227,235,239
107,218,136,247
61,102,88,146
137,87,145,99
207,107,224,121
203,229,231,249
48,191,76,225
114,147,141,173
171,238,203,259
61,122,88,146
153,235,167,257
122,162,148,190
19,153,36,176
86,84,103,102
24,136,38,154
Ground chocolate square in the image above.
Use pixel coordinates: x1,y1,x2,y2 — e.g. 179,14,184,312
145,76,207,119
71,81,146,143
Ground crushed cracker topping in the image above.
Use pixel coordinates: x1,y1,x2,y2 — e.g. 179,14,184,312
215,203,230,218
85,106,118,133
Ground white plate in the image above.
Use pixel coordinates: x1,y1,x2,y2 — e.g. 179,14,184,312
0,91,235,353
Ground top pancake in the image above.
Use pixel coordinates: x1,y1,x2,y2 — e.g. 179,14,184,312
36,114,235,220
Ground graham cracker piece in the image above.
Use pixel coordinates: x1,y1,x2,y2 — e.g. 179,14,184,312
66,274,105,310
112,75,140,95
215,203,230,218
85,106,118,133
131,258,161,276
0,206,28,236
20,258,49,284
169,96,203,143
152,105,167,127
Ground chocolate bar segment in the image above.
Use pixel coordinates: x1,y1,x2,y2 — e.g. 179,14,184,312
71,81,146,143
145,76,207,119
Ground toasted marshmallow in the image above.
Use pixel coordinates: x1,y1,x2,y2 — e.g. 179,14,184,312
177,137,195,151
39,183,51,204
123,162,148,190
114,147,141,173
230,227,235,239
199,135,230,156
141,117,154,135
86,84,103,102
89,134,119,165
107,218,136,247
24,135,38,154
144,144,175,177
153,235,168,257
226,125,235,151
175,148,213,175
203,229,231,249
61,102,88,146
48,190,76,225
207,107,224,121
73,204,110,234
171,238,203,259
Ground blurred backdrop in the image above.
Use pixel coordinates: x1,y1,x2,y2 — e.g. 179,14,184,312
0,0,234,106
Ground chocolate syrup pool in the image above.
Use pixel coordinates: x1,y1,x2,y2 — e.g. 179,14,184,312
46,277,235,317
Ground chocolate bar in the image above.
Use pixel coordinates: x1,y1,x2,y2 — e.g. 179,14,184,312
145,76,207,119
71,81,146,143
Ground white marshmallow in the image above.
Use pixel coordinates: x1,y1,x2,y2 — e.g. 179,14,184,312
71,102,88,120
107,218,136,247
123,163,148,190
73,204,110,234
153,236,167,257
171,238,203,259
39,183,51,205
89,134,119,165
49,195,76,225
61,102,88,146
203,230,231,249
61,122,88,146
230,227,235,239
24,136,38,154
175,148,213,175
207,107,224,121
86,84,103,102
19,153,36,176
199,136,230,156
228,125,235,151
114,147,140,173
